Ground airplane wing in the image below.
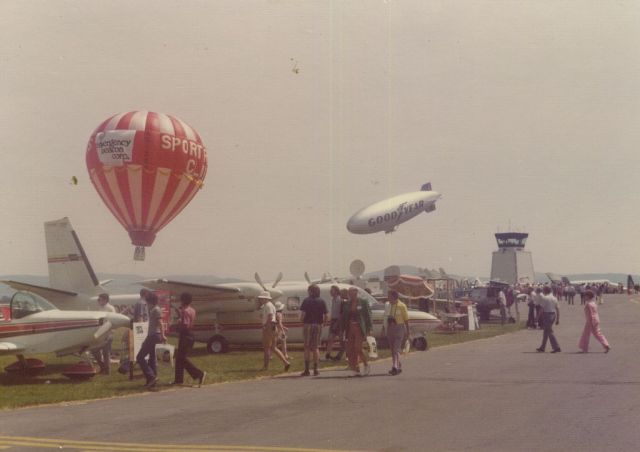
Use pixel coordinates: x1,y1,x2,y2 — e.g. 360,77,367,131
138,279,249,300
1,281,80,307
139,279,271,314
0,341,24,355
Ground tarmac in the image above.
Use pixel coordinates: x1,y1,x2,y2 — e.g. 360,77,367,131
1,293,639,452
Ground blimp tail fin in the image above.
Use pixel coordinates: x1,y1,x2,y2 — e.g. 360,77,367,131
421,182,432,191
45,218,102,296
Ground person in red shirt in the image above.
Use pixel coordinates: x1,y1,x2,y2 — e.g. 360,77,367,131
171,292,206,387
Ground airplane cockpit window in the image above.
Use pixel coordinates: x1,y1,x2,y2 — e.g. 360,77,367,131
286,297,300,311
357,288,378,307
11,291,56,319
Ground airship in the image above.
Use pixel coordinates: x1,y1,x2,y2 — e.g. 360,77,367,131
346,182,441,234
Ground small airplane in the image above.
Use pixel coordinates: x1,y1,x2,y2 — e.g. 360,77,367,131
139,276,441,353
0,290,130,375
346,182,441,234
545,273,617,288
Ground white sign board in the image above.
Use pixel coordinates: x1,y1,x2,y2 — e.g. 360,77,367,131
96,129,136,166
131,321,148,359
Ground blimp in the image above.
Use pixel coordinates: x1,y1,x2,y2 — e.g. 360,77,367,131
347,182,441,234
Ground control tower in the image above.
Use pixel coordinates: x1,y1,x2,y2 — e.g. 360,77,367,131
490,232,535,285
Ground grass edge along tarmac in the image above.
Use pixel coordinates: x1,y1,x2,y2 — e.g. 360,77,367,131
0,322,524,410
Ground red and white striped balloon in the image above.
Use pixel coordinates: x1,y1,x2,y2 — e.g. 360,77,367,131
86,111,208,260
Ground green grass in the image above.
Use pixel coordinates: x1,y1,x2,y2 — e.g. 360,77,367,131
0,322,524,410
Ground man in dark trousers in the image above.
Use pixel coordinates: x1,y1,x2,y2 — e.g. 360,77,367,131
536,286,561,353
136,292,166,388
171,292,206,387
300,284,328,376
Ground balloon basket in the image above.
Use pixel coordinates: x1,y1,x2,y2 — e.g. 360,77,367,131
134,246,145,261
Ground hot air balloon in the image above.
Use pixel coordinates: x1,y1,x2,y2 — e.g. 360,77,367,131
86,111,208,260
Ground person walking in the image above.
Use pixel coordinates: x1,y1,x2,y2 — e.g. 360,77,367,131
382,290,410,375
171,292,206,387
578,290,611,353
136,292,166,388
341,287,372,376
91,293,115,375
300,284,328,376
536,286,561,353
274,301,290,360
259,292,290,372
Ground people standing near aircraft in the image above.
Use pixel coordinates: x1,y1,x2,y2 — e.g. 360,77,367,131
382,290,410,375
136,292,166,388
274,301,290,361
171,292,206,387
91,293,115,375
596,284,604,305
535,286,561,353
300,284,328,376
342,287,373,376
134,288,149,323
526,287,538,329
259,292,290,372
578,290,611,353
566,285,576,305
497,289,507,326
326,285,344,361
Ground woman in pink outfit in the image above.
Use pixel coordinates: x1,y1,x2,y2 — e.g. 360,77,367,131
578,290,611,353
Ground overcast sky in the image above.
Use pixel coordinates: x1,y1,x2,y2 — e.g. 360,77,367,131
1,0,638,282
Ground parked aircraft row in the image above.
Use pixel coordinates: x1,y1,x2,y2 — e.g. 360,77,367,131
1,218,441,371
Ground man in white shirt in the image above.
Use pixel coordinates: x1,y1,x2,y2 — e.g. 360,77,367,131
91,293,116,375
535,286,561,353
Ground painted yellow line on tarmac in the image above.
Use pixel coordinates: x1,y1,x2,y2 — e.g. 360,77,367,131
0,436,359,452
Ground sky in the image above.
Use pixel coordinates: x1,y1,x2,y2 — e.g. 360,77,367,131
0,0,639,282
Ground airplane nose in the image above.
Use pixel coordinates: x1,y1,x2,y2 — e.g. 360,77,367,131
107,312,132,329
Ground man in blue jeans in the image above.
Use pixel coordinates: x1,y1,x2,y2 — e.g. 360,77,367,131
136,292,166,388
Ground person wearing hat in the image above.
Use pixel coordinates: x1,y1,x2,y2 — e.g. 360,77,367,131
258,291,290,372
274,301,290,360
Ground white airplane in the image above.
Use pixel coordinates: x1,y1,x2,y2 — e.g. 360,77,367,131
139,277,442,353
545,273,617,288
346,182,441,234
0,290,130,375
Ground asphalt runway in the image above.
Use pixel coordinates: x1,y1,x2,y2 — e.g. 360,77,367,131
1,293,639,452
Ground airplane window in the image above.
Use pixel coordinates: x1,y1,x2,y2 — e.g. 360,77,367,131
287,297,300,311
11,292,56,319
356,288,377,307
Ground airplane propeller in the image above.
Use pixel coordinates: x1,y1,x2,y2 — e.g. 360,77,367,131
272,272,283,288
254,272,284,299
93,319,112,340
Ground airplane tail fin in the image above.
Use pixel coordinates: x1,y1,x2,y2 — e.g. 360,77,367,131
421,182,432,191
45,218,102,296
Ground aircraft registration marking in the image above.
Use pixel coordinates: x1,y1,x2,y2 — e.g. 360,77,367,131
0,436,361,452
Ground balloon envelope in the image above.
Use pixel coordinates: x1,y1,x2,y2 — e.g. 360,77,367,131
86,111,207,258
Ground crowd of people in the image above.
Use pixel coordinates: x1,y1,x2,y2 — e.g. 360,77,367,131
92,278,617,387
